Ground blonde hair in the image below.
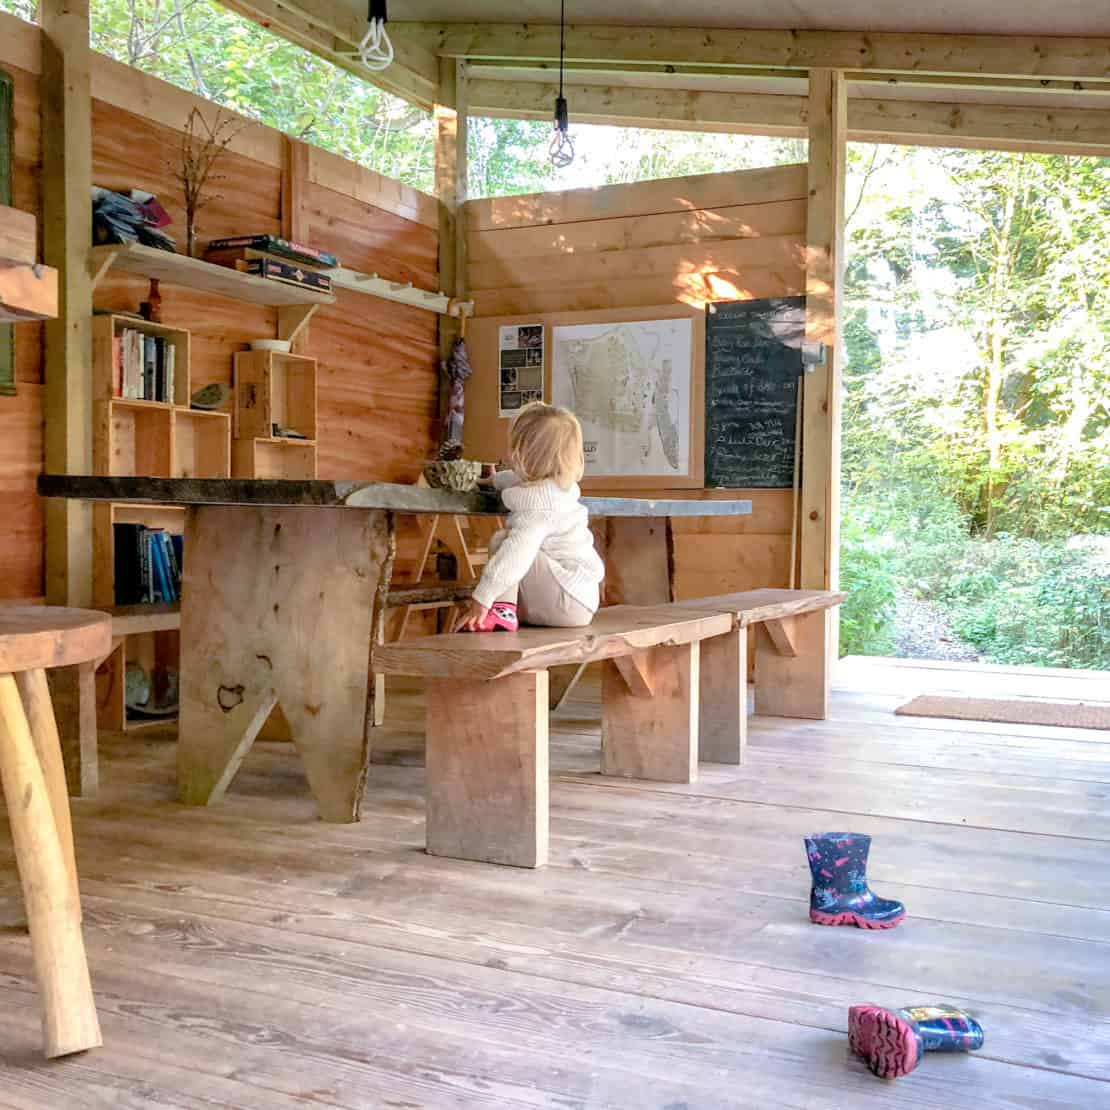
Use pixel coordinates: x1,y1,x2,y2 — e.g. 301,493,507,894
508,402,585,489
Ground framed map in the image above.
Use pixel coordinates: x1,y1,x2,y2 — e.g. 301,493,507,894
552,317,695,484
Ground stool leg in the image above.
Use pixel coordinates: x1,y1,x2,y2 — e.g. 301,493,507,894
0,673,101,1058
15,669,80,908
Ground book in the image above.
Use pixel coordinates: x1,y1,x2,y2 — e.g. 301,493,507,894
238,257,333,293
165,343,175,405
113,523,145,605
138,525,152,602
157,532,178,602
112,335,123,397
205,235,338,269
143,335,156,401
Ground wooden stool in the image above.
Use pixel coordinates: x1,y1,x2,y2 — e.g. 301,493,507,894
0,607,109,1058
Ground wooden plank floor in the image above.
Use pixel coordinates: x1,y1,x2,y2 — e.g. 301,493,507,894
1,656,1109,1108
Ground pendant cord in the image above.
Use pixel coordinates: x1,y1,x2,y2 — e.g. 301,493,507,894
558,0,566,99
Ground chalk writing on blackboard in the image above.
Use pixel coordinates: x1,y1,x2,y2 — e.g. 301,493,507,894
704,297,805,489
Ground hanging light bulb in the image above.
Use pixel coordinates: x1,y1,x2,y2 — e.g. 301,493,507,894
358,0,394,72
549,0,574,167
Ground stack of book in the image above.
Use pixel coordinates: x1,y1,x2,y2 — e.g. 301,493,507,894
204,235,337,295
113,329,176,403
113,524,183,604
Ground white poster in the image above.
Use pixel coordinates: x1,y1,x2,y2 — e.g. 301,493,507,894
552,318,693,478
498,323,544,416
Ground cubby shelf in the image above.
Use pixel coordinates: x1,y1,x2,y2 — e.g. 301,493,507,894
90,312,231,731
232,348,318,479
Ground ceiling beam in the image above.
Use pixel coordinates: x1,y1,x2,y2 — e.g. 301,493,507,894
468,79,1110,155
395,22,1110,83
219,0,438,109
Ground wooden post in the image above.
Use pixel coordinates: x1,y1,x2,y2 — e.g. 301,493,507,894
801,68,846,594
753,610,830,720
279,136,312,355
697,627,747,765
41,0,94,607
434,56,469,393
800,68,846,686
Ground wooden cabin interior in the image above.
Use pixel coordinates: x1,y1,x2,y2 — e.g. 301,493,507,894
0,1,1108,1106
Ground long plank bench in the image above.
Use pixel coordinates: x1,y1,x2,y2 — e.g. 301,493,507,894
373,604,732,868
676,588,847,764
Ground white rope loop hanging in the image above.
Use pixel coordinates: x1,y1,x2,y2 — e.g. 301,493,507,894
358,0,394,71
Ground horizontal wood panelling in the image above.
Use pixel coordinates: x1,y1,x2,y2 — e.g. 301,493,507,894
468,163,808,231
471,234,805,292
467,198,807,264
468,164,807,597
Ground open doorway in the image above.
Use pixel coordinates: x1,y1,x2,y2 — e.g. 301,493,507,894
840,145,1110,671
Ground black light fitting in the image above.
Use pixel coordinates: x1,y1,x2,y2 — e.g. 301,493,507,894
549,0,575,167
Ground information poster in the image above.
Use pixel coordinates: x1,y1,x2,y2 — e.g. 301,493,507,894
551,318,693,479
498,323,545,416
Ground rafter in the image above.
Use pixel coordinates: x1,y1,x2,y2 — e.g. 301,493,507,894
395,22,1110,83
467,79,1110,155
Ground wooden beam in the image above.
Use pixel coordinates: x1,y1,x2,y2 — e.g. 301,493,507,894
468,79,1110,155
398,22,1110,83
800,69,845,597
41,0,93,608
434,56,469,426
280,136,311,354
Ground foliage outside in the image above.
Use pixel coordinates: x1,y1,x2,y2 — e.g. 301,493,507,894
4,0,1107,670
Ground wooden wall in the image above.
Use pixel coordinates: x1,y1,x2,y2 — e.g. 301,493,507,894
464,163,808,598
0,14,440,601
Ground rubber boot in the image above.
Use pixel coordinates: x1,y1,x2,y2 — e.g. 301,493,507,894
474,602,519,632
805,832,906,929
848,1004,984,1079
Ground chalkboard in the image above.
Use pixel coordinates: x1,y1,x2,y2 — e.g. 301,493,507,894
704,297,805,489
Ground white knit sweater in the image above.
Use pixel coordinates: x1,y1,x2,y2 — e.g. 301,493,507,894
472,470,605,611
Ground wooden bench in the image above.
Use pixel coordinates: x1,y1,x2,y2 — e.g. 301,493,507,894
373,604,732,868
676,589,847,765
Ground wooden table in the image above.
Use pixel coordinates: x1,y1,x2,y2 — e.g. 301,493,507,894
38,475,751,822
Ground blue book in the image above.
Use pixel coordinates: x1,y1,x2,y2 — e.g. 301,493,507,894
148,530,169,602
158,532,178,602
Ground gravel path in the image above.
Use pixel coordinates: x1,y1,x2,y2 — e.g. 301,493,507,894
892,588,981,662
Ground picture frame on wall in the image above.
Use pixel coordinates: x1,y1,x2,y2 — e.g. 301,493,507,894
463,304,705,490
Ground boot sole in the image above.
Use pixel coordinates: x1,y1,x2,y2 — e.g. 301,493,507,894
848,1006,919,1079
810,909,906,929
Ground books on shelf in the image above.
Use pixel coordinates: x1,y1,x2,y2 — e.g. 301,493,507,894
237,256,333,293
112,329,176,403
205,235,338,269
114,523,183,604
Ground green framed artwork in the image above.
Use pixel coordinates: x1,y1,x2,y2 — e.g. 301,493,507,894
0,69,14,395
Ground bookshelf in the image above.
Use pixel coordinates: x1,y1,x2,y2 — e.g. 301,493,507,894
91,313,232,730
232,349,318,478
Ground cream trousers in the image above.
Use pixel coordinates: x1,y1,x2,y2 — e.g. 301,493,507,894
489,530,595,628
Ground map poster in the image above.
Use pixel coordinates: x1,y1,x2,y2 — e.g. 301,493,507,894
552,318,693,479
498,323,545,416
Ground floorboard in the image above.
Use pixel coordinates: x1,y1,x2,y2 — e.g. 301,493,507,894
1,658,1108,1108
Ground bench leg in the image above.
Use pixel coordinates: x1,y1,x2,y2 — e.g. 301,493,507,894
601,642,698,783
698,629,747,764
425,672,549,868
754,609,831,720
46,662,98,798
0,673,101,1058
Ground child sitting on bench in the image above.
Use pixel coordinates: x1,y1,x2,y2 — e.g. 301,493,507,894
454,402,605,633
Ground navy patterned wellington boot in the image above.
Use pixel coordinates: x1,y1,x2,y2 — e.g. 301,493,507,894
805,832,906,929
848,1003,985,1079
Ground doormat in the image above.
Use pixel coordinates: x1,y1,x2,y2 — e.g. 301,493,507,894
895,695,1110,731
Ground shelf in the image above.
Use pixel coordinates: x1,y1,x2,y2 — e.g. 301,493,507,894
326,266,472,318
90,243,336,308
233,436,317,479
174,408,232,479
0,256,58,321
95,400,173,477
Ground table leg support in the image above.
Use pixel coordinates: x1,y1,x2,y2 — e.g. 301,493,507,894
698,628,747,764
754,609,831,720
602,642,699,783
425,672,549,868
0,673,100,1058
